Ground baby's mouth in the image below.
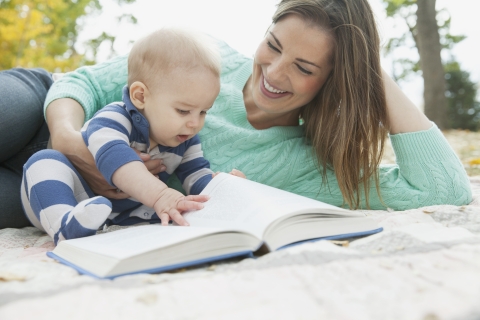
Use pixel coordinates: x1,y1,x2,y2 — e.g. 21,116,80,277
177,134,190,142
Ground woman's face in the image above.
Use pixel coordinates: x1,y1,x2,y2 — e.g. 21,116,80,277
250,14,335,121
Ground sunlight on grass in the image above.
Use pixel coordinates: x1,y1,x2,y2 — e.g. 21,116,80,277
382,130,480,177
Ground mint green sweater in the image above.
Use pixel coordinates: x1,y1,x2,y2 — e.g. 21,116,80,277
45,40,472,210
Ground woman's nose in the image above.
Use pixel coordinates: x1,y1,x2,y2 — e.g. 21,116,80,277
266,58,287,82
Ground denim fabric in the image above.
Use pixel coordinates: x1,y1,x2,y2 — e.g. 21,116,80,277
0,68,53,228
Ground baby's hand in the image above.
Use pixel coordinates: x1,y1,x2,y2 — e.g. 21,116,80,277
153,188,209,226
212,169,247,179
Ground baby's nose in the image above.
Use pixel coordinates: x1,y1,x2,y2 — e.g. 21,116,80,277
187,118,200,128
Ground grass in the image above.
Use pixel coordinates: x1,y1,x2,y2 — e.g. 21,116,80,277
381,129,480,177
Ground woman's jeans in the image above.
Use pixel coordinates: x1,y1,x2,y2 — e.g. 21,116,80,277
0,68,53,228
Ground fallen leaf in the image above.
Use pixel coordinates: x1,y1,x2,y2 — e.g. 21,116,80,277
136,291,158,305
330,240,349,247
206,264,217,271
469,158,480,166
0,272,26,282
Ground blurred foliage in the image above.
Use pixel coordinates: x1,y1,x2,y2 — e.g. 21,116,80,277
445,61,480,131
382,0,465,81
381,0,479,131
0,0,137,72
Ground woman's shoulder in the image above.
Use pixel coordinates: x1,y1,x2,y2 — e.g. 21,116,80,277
74,54,128,75
211,38,252,72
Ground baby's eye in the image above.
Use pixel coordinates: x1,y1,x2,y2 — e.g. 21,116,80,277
176,109,189,115
200,110,208,115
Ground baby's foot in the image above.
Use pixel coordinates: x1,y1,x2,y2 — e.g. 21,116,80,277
55,196,112,244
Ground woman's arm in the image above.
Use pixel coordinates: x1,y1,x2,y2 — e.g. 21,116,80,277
382,69,432,134
46,98,130,199
46,98,166,198
278,71,472,210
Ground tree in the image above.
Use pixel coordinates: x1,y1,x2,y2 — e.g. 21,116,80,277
415,0,447,129
445,61,480,131
382,0,472,129
0,0,136,72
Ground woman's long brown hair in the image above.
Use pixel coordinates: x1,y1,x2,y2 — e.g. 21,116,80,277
273,0,390,209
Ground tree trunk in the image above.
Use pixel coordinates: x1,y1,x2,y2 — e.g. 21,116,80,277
416,0,448,129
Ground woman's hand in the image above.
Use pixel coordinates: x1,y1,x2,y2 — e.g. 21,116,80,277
132,149,166,177
212,169,247,179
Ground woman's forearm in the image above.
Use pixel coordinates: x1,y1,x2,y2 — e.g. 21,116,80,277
382,69,432,134
46,98,131,199
46,98,85,154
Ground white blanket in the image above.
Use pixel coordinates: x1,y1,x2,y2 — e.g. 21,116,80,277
1,177,479,320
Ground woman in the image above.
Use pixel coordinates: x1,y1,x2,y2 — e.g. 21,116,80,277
0,0,472,229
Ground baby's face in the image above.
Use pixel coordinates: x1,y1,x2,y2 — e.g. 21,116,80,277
142,67,220,148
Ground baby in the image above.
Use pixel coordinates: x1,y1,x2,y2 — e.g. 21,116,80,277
21,28,241,244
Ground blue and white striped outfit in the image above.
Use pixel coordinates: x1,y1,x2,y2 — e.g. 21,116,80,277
21,86,213,244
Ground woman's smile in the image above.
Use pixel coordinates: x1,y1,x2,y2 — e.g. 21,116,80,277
260,74,290,98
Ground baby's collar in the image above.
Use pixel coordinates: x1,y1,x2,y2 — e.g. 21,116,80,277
122,85,140,115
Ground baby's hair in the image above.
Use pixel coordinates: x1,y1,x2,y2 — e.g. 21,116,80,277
127,27,221,88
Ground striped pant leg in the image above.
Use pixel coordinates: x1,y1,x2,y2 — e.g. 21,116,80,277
21,149,112,244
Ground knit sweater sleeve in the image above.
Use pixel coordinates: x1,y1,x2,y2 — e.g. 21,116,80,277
377,123,472,209
284,124,472,211
44,54,128,122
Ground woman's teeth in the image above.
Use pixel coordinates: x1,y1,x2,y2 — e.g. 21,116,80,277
264,78,286,94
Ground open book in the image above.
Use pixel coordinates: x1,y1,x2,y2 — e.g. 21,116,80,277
47,173,382,278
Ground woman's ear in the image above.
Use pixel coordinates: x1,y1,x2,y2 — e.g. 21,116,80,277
129,81,148,110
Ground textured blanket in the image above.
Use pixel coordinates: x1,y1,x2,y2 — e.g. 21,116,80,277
1,177,479,320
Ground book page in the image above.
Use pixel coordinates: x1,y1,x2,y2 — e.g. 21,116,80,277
55,225,230,260
183,173,361,239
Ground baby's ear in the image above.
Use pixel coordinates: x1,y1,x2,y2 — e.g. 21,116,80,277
129,81,147,109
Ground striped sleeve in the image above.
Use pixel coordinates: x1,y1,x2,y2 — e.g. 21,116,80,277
81,104,142,186
174,135,213,195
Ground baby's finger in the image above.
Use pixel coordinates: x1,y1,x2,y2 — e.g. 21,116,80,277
177,199,205,212
159,212,171,226
185,195,210,203
168,208,189,226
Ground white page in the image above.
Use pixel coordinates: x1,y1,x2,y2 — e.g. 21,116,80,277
55,225,228,260
183,173,360,239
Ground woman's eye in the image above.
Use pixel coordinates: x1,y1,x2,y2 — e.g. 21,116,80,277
176,109,189,115
267,41,280,53
296,64,313,75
